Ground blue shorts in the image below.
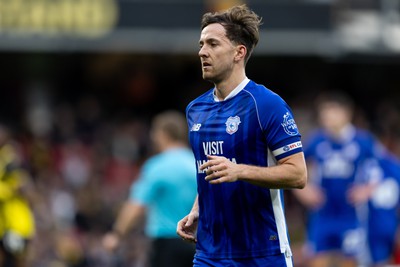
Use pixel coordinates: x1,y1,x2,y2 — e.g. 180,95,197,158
193,253,293,267
307,221,362,256
368,229,396,264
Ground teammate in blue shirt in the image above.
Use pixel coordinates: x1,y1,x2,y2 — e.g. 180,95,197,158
176,5,307,267
103,110,197,267
294,91,384,267
360,152,400,267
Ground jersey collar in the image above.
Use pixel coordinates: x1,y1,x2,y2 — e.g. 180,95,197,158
213,77,250,102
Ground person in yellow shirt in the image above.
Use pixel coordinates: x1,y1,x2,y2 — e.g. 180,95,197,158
0,124,35,267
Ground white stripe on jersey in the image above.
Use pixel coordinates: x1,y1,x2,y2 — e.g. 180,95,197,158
285,254,294,267
267,149,292,260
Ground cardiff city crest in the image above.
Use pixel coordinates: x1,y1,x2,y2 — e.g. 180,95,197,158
225,116,241,135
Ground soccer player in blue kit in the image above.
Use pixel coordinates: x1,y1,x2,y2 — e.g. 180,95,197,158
361,152,400,267
294,91,385,267
176,5,307,267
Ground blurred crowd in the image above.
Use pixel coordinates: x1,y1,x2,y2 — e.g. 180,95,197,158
0,95,155,267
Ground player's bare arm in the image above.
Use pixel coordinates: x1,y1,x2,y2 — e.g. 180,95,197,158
201,153,307,189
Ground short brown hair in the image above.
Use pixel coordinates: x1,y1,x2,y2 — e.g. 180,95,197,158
152,110,188,142
201,4,262,63
316,91,355,111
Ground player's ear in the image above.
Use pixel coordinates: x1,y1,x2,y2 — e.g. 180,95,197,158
234,45,247,62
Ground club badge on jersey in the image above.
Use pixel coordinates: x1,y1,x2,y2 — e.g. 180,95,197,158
225,116,241,135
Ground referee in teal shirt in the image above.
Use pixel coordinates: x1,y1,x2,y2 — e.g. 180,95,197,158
103,110,197,267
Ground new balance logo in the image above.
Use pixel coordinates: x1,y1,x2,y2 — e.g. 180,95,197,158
191,123,202,131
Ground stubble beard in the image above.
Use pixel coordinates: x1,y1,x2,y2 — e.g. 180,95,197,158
202,70,215,83
202,69,223,85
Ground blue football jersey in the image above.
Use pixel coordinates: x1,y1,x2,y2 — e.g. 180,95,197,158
368,154,400,232
186,79,303,259
366,153,400,263
303,126,387,257
304,127,383,221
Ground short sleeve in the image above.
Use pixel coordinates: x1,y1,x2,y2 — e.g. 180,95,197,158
129,159,160,205
258,92,303,161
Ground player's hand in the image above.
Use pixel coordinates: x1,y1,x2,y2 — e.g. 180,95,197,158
102,232,120,252
200,155,241,184
177,212,198,243
294,184,325,210
347,183,375,205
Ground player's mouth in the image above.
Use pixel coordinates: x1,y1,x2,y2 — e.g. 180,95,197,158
202,62,211,69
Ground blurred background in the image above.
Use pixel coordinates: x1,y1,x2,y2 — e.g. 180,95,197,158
0,0,400,266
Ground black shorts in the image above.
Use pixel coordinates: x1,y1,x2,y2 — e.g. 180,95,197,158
149,238,195,267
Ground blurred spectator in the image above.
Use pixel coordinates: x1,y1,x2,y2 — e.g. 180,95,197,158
0,124,36,267
103,118,144,197
75,96,103,145
102,110,197,267
293,91,384,267
58,139,92,189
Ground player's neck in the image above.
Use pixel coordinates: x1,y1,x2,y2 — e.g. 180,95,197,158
214,71,246,100
160,141,186,152
329,123,353,139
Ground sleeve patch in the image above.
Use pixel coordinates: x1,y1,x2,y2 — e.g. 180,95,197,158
272,141,303,157
281,112,299,136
